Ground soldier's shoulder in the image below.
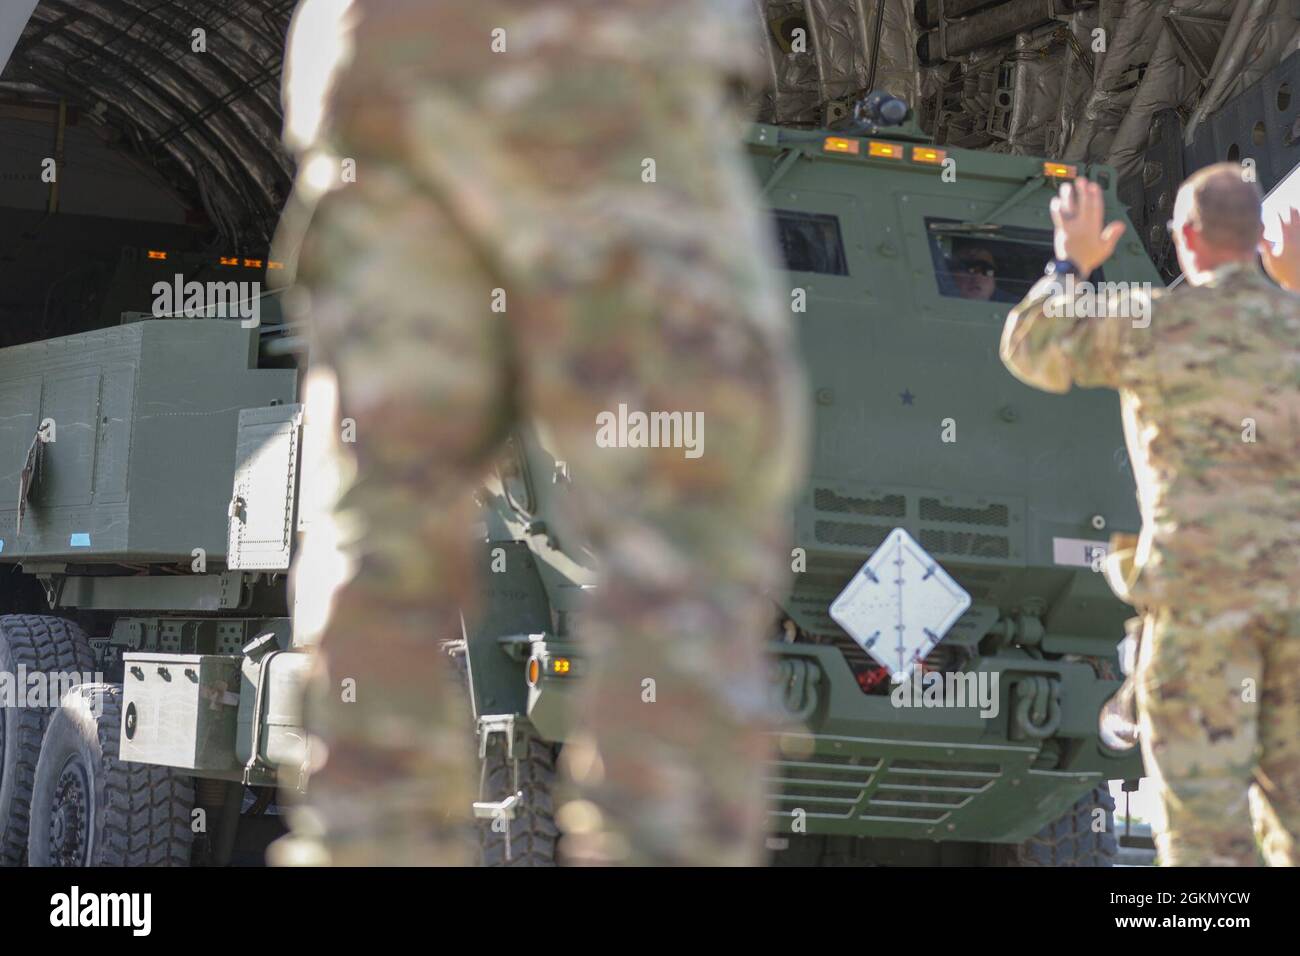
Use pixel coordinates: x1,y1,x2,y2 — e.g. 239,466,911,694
1250,275,1300,306
1154,282,1220,326
1156,278,1201,307
1150,270,1300,356
1157,269,1298,312
1219,272,1300,323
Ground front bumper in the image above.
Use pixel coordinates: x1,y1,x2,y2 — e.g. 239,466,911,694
524,638,1143,843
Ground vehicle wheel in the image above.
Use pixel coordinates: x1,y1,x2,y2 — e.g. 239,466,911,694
28,683,195,866
0,615,94,865
478,736,561,867
986,784,1118,866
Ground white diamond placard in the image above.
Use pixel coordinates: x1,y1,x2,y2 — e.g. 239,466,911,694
828,527,971,681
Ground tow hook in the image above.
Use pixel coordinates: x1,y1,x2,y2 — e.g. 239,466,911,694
771,658,821,723
1010,675,1062,740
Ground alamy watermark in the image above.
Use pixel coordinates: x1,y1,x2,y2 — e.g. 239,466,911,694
0,667,106,714
890,668,1000,718
1044,274,1152,328
595,403,704,459
152,274,260,328
50,886,151,936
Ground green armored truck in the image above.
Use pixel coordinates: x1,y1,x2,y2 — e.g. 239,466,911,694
0,115,1149,867
479,118,1153,866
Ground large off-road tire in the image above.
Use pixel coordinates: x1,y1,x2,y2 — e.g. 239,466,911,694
27,683,195,867
987,784,1119,866
478,737,561,867
0,614,94,865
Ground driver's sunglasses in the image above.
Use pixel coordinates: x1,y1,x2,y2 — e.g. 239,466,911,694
953,259,995,277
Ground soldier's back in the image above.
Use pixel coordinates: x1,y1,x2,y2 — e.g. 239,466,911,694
1123,263,1300,609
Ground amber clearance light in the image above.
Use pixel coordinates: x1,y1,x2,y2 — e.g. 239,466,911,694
823,136,860,155
1043,162,1078,179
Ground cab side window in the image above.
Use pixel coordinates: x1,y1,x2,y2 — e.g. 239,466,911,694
926,218,1071,304
772,210,848,276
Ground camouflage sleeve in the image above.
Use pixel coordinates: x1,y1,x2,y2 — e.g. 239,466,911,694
1000,273,1154,393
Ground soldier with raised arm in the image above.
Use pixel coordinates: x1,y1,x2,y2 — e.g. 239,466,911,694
1000,164,1300,865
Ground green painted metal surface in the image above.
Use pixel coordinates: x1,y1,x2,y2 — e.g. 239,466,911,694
0,319,295,565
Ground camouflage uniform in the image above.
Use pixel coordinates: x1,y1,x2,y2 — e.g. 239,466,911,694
272,0,806,865
1002,261,1300,865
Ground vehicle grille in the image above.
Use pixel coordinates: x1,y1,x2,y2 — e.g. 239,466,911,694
919,529,1011,559
814,520,892,548
806,484,1020,564
861,759,1001,823
769,754,1001,822
814,488,906,518
767,754,880,817
919,497,1008,526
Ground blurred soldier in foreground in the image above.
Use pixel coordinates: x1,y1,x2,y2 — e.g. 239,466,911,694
1000,164,1300,866
270,0,805,865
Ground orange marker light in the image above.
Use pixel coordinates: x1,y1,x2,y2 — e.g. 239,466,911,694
243,258,263,269
868,141,904,159
823,137,860,155
552,657,572,675
912,147,946,165
219,256,239,266
1043,162,1077,179
527,658,540,685
146,250,167,260
267,260,284,270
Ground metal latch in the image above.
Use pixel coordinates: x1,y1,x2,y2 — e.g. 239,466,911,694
472,792,520,822
477,714,517,760
16,421,53,535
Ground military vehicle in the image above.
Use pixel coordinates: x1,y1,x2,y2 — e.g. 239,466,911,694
0,252,303,865
477,108,1155,867
0,98,1151,866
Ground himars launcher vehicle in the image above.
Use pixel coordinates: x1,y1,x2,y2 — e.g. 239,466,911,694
0,111,1152,867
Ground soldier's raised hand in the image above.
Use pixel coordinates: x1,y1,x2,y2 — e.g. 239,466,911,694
1050,177,1126,278
1260,206,1300,293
